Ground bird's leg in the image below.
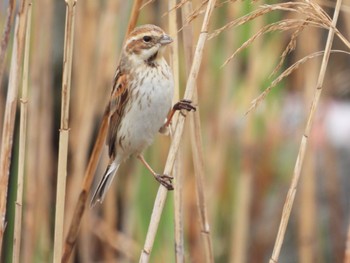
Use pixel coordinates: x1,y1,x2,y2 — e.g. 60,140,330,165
137,155,174,190
164,99,196,127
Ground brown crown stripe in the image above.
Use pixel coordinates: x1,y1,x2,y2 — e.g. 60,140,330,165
128,24,164,38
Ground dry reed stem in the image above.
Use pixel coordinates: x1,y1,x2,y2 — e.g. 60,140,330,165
12,4,32,262
269,0,343,262
139,1,217,262
126,0,144,39
62,2,142,260
189,95,214,263
53,1,77,262
140,0,155,10
167,0,184,262
0,0,16,90
62,108,109,263
0,0,30,253
182,1,214,262
320,0,350,13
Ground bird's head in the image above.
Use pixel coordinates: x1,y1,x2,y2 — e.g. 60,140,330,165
124,24,173,65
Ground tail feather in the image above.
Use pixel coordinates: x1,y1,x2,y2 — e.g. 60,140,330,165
90,162,120,207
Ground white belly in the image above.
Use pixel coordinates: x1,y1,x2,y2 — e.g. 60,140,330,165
117,61,174,157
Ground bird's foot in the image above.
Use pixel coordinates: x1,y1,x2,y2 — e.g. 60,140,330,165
173,99,196,114
155,174,174,190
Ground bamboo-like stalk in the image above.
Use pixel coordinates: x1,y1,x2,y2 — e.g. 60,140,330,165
139,1,217,262
168,0,184,262
53,0,77,262
0,0,16,91
62,2,143,261
269,1,343,262
0,0,30,253
12,4,32,262
181,2,214,262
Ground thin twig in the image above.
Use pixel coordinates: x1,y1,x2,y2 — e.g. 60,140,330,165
12,4,32,263
139,1,217,262
269,0,343,262
53,0,77,262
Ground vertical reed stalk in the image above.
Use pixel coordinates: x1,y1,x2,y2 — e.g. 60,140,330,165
53,1,77,262
182,2,214,262
269,1,343,262
188,94,214,263
168,0,184,262
62,2,142,261
12,4,32,262
0,0,30,254
139,1,217,262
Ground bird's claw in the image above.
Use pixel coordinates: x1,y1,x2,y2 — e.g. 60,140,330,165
155,174,174,190
173,99,196,112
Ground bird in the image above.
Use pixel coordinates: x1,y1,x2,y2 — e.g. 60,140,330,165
91,24,195,206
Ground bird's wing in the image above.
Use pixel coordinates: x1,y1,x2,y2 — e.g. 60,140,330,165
107,67,129,158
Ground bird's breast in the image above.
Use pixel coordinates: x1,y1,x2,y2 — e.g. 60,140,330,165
118,61,174,155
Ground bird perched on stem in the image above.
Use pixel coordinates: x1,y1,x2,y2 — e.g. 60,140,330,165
91,24,195,206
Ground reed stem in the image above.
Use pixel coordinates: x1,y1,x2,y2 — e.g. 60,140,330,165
12,4,32,262
53,1,77,262
270,0,343,262
139,1,217,262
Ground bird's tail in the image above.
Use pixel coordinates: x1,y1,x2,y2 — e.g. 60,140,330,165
90,161,120,207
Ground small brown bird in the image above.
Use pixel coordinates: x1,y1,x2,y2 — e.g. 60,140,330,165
91,24,195,206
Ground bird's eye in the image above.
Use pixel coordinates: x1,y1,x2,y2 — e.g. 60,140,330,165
143,36,152,42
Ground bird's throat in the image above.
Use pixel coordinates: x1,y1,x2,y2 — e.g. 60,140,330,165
146,51,158,67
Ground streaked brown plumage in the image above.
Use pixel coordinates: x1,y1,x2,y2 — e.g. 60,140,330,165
91,24,195,206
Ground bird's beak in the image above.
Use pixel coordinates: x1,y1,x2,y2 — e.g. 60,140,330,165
159,34,173,45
